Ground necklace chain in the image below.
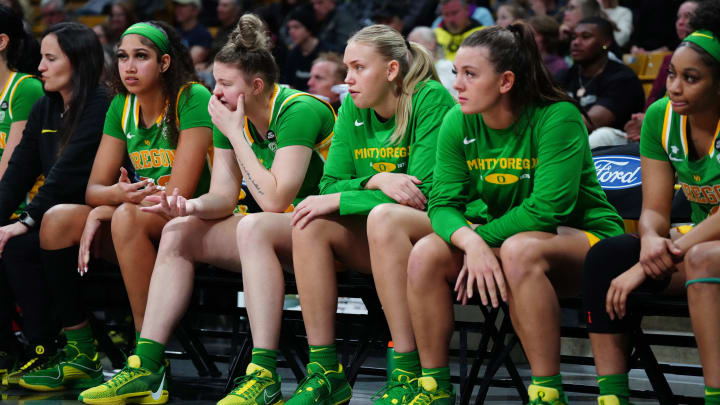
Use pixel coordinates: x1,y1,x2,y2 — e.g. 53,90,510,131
576,58,608,98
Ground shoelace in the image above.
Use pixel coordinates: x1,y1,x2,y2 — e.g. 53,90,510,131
296,370,334,398
408,387,433,405
105,366,142,389
371,377,416,402
19,352,62,372
528,392,555,405
231,371,274,399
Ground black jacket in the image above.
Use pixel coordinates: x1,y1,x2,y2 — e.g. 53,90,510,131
0,86,109,226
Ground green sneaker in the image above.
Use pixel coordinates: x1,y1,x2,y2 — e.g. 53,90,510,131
2,345,63,387
527,385,567,405
286,362,352,405
78,355,168,404
218,363,283,405
20,345,103,391
372,369,418,405
406,377,455,405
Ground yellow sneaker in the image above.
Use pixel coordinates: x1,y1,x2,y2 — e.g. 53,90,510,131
406,377,455,405
217,363,282,405
527,384,567,405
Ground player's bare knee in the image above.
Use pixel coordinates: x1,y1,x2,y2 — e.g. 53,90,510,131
685,243,720,279
39,204,88,249
500,234,543,285
158,216,202,254
367,203,403,246
110,202,141,238
236,213,266,247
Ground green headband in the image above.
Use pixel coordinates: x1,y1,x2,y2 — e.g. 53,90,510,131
683,29,720,64
121,22,170,55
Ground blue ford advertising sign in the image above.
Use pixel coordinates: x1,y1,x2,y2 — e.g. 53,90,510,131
592,155,642,190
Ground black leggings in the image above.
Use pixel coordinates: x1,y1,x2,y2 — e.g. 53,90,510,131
0,262,16,349
1,229,58,347
41,246,88,328
582,234,672,334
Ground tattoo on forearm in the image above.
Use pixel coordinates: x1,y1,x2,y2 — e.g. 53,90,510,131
238,160,264,195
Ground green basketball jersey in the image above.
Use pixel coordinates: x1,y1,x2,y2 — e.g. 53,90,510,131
104,83,212,197
321,79,455,215
430,102,624,247
641,97,720,224
0,72,44,158
213,84,336,209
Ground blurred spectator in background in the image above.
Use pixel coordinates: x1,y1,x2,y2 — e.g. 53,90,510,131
373,1,406,34
307,52,346,110
39,0,69,27
434,0,484,61
632,0,698,54
257,0,304,50
174,0,212,66
495,1,527,28
311,0,361,53
407,25,456,97
528,15,569,74
556,17,644,145
622,0,702,143
598,0,632,49
629,0,682,54
559,0,606,41
281,6,326,91
210,0,242,58
529,0,565,17
106,0,137,47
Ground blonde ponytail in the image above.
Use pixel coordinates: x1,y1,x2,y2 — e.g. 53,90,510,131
349,25,438,145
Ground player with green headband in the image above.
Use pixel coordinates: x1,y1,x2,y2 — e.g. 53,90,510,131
18,20,213,397
582,2,720,404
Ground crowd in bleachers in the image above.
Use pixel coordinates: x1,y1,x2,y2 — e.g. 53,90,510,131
1,0,720,405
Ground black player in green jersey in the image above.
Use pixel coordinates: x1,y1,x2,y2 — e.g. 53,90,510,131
0,5,43,181
289,24,455,405
405,23,624,405
583,3,720,404
19,21,213,395
80,14,337,405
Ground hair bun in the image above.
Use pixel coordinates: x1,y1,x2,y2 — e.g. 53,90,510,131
229,13,270,52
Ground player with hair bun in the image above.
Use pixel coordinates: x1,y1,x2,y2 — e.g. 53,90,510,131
79,13,336,405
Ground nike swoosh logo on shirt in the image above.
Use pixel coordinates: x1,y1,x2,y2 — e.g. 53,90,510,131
354,120,364,127
126,134,135,139
463,137,476,144
264,387,281,404
151,372,165,401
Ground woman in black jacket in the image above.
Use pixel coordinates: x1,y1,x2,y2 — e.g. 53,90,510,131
0,22,108,387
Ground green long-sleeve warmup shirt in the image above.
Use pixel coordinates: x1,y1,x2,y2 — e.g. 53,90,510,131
429,102,624,247
320,79,455,215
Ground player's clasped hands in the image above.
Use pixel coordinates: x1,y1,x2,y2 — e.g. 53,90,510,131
639,234,682,279
366,172,426,210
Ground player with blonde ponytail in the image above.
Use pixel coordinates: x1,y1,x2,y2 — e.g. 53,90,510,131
288,24,455,405
78,13,336,405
